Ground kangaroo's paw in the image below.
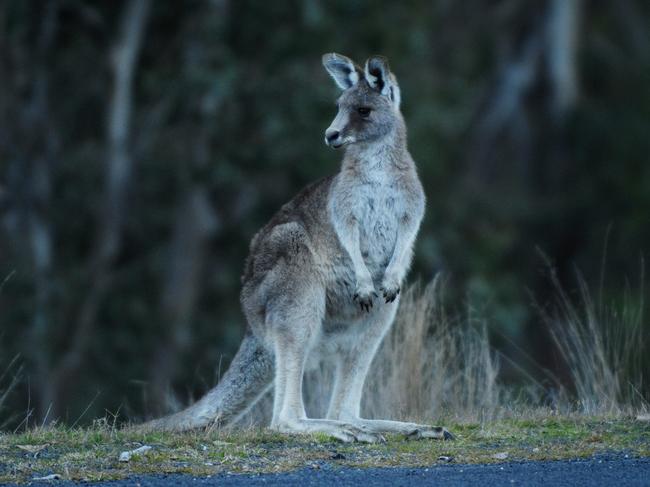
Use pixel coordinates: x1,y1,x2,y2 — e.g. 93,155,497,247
379,283,400,303
353,283,378,312
273,419,385,443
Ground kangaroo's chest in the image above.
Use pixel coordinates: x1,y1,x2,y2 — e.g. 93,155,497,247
352,181,403,268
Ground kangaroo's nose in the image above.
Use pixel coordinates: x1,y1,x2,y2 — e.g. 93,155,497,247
325,129,340,145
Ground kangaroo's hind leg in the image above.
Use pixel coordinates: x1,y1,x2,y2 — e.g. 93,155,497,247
326,301,454,440
266,287,383,443
260,253,380,442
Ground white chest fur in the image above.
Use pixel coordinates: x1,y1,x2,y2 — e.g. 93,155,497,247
342,163,409,277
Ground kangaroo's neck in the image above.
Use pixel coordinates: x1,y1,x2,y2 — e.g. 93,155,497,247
341,121,410,176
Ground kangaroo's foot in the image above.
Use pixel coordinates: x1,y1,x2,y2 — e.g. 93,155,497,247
346,419,455,440
273,418,385,443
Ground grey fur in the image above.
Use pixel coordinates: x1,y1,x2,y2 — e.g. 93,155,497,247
140,53,452,442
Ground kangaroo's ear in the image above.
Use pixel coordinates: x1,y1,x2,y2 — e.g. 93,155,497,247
364,56,401,108
322,53,361,90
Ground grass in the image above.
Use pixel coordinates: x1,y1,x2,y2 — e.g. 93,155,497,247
0,416,648,483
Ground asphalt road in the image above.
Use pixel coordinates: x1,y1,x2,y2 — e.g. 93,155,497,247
19,455,650,486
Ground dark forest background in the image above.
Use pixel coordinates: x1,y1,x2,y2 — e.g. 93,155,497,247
1,0,649,427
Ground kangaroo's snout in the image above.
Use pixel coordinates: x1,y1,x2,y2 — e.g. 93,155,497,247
324,109,349,149
325,128,342,148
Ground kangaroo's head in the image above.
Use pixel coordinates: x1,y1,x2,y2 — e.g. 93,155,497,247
322,53,402,150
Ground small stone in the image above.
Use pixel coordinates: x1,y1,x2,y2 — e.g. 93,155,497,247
330,452,346,460
32,474,61,481
493,452,509,460
119,445,152,462
213,440,232,447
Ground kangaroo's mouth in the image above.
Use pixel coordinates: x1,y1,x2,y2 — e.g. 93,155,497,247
327,136,354,149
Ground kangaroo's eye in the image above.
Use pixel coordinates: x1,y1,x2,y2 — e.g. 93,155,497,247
357,107,371,117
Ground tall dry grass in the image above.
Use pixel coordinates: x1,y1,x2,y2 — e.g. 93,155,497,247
541,270,648,415
360,276,501,422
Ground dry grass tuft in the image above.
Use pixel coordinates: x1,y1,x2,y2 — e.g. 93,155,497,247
541,270,648,415
361,276,500,422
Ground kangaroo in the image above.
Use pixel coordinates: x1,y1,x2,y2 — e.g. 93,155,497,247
142,53,453,442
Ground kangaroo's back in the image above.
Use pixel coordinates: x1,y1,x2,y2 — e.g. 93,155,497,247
240,174,335,289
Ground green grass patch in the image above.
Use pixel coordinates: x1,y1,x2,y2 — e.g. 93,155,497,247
0,416,648,483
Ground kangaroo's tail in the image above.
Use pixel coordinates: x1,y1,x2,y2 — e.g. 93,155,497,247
137,333,274,432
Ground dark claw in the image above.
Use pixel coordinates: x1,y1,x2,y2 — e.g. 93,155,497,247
381,285,401,303
353,289,376,312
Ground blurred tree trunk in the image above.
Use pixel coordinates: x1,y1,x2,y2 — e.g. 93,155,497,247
546,0,581,117
535,0,584,389
463,0,584,378
466,0,582,185
47,0,151,421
